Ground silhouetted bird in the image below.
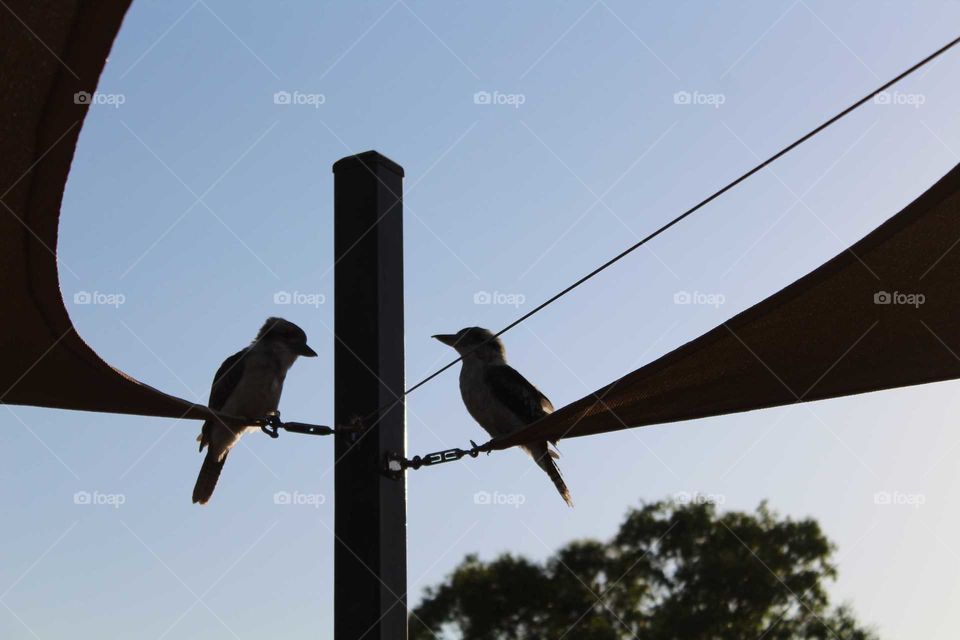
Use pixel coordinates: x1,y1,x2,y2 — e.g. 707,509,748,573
193,317,317,504
433,327,572,507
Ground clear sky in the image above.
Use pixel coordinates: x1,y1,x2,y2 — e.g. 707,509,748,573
3,1,960,638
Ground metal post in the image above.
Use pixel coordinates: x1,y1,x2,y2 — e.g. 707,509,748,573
333,151,407,640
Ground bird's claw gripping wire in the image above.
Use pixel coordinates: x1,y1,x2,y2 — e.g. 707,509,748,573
258,411,364,439
385,439,492,478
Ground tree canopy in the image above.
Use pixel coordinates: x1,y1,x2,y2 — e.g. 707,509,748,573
410,500,875,640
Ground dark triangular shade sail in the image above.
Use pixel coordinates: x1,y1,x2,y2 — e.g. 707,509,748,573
0,0,214,420
488,161,960,450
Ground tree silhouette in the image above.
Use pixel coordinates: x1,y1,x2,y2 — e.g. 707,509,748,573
410,500,876,639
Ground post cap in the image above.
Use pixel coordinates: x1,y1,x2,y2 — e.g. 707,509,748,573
332,150,404,177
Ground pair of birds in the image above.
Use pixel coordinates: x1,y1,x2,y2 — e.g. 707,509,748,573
193,318,572,507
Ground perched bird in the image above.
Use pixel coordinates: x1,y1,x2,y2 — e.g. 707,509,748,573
193,317,317,504
433,327,572,507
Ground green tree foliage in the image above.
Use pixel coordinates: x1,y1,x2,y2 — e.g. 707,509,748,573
411,500,876,640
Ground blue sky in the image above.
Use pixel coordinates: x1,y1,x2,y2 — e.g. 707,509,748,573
3,1,960,638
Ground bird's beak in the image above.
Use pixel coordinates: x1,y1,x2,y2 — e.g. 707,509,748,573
432,334,458,347
299,343,318,357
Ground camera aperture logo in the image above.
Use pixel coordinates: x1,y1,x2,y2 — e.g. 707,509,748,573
73,490,126,508
873,490,925,509
274,290,326,307
873,90,925,109
674,491,726,506
473,290,526,308
673,90,725,109
273,490,326,508
273,90,326,108
473,90,526,109
874,290,924,308
474,490,526,508
673,290,725,308
74,91,125,108
73,291,126,308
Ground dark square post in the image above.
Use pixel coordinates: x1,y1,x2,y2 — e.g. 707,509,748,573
333,151,407,640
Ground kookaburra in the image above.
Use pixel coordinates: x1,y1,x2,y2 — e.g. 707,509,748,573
433,327,572,507
193,317,317,504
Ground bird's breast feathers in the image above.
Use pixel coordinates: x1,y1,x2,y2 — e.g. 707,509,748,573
221,358,286,421
459,363,529,437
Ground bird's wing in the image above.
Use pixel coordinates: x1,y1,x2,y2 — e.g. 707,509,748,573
485,364,554,426
208,349,248,410
199,348,248,451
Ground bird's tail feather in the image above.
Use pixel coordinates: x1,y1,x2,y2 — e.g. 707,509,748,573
193,450,227,505
532,444,573,507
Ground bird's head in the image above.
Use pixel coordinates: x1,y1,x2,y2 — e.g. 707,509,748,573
256,317,318,357
432,327,505,363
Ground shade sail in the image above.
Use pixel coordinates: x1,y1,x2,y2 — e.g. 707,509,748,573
0,0,214,420
489,161,960,450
